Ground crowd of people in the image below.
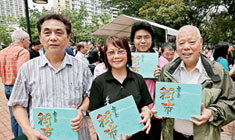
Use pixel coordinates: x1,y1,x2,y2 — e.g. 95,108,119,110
0,13,234,140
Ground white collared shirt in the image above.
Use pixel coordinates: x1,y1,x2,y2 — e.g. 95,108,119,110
75,51,89,65
172,57,209,135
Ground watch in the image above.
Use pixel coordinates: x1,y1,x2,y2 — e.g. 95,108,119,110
79,108,87,116
208,108,217,122
208,111,214,122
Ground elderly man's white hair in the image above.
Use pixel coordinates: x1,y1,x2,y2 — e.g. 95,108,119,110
176,25,202,41
11,29,29,43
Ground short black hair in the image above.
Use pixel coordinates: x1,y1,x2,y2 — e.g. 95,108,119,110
32,39,41,46
36,13,71,35
130,21,155,50
213,42,229,60
161,42,176,53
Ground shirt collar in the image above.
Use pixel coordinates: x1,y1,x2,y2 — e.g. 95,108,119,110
39,53,73,68
77,51,86,57
10,42,25,49
105,67,134,81
180,57,203,73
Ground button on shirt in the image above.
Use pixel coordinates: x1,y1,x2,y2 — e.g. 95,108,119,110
8,54,93,140
89,68,153,111
172,57,209,136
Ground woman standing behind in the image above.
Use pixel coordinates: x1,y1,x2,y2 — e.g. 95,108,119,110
213,42,230,73
89,36,153,140
130,21,167,140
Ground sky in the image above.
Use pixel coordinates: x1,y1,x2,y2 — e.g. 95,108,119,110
28,0,53,11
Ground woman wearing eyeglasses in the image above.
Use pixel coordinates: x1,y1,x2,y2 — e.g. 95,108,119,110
89,35,153,140
130,21,168,140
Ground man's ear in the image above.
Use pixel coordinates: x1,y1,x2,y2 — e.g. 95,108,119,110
200,38,203,51
21,38,25,42
200,37,203,45
39,35,42,44
67,34,71,40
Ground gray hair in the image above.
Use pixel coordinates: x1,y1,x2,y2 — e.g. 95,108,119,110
11,30,29,43
176,25,201,41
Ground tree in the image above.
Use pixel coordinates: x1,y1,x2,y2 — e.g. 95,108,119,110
183,0,234,44
61,6,111,44
88,13,111,44
0,16,16,45
100,0,151,16
203,14,234,44
137,0,234,44
61,5,88,43
18,6,111,45
138,0,189,43
19,7,49,41
139,0,189,29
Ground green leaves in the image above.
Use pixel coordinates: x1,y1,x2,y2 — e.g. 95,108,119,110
18,6,111,44
101,0,234,44
19,8,49,41
138,0,234,44
0,16,15,45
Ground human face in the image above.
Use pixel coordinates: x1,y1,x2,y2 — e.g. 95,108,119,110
22,37,30,49
133,29,152,52
32,44,42,52
80,42,89,54
84,43,90,54
39,19,70,55
162,48,175,62
204,48,209,54
106,43,127,70
176,26,203,69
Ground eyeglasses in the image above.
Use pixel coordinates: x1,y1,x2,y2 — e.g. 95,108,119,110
106,49,126,56
135,35,151,41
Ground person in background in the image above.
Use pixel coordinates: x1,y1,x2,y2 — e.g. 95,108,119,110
97,45,104,63
72,42,78,55
93,62,107,79
213,42,230,73
75,41,89,65
29,39,42,59
130,21,168,140
229,64,235,81
0,29,30,138
203,46,211,58
167,36,179,59
0,44,8,49
161,42,176,62
160,25,235,140
227,44,235,68
87,41,99,64
38,45,45,56
89,35,153,140
65,42,75,56
8,13,93,140
229,64,235,77
167,36,176,43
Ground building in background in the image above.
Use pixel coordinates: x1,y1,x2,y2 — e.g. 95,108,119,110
53,0,119,24
0,0,25,23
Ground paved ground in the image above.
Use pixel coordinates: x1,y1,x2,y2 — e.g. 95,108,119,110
0,82,14,140
0,80,234,140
